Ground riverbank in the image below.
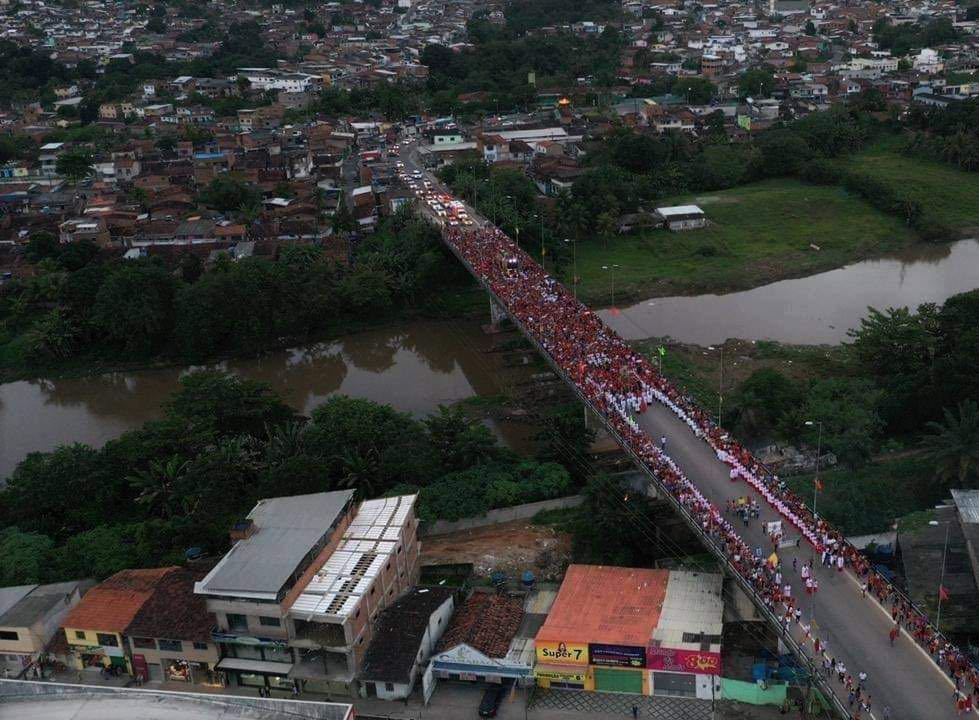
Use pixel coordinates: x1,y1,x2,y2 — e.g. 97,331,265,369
571,178,919,307
0,284,486,385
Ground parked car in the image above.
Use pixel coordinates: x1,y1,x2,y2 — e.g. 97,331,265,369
477,684,506,717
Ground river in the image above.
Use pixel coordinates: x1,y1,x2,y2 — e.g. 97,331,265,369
0,320,534,481
598,239,979,345
4,239,978,479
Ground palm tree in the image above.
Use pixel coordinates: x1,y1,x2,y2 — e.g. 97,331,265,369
921,400,979,489
265,421,307,463
128,456,188,518
333,448,380,497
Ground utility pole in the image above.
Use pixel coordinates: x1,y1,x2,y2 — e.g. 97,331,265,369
937,520,950,633
717,344,724,429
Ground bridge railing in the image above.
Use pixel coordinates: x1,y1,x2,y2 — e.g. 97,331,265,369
438,233,854,720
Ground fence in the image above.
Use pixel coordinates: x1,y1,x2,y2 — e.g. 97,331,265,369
421,495,583,537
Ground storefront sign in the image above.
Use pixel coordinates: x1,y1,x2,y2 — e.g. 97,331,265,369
534,667,587,683
589,643,646,668
535,641,588,665
646,646,721,675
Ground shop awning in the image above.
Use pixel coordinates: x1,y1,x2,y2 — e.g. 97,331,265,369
216,658,294,675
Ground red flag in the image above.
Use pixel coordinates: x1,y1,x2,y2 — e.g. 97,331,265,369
578,361,586,376
611,307,621,316
939,585,950,601
814,477,824,491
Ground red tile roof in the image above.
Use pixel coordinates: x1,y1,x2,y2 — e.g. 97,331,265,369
62,567,178,634
125,565,216,643
438,591,523,659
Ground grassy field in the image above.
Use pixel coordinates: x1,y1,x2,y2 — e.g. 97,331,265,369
834,136,979,234
571,178,918,306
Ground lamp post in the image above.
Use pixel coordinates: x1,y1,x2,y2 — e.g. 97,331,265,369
601,264,619,307
804,420,823,518
929,519,951,634
564,238,577,299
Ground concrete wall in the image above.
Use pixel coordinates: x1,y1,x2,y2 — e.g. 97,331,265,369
422,495,583,537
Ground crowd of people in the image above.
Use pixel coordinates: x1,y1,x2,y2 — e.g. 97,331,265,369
442,217,974,714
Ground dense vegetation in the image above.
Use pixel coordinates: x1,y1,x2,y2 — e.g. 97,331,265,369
905,97,979,172
0,375,580,585
0,211,464,375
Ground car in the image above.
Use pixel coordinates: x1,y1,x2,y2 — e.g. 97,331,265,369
478,684,506,718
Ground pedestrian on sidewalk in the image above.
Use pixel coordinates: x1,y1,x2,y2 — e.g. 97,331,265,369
889,624,899,646
632,704,639,719
660,436,666,451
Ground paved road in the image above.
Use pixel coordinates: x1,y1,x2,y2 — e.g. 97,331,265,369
638,403,960,720
405,140,960,719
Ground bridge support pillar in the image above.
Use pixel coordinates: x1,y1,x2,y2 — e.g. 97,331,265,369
488,298,508,332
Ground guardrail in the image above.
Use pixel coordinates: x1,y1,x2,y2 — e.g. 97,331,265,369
437,233,854,720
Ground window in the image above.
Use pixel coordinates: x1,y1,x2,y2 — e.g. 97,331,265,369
158,639,183,653
259,616,281,627
97,633,119,647
75,630,86,640
0,631,18,641
193,642,209,651
226,614,248,632
385,682,395,692
132,638,156,650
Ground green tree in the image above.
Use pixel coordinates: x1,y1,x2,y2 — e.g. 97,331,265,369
0,528,55,585
55,148,94,186
424,405,500,473
738,67,775,99
92,261,176,356
25,231,59,262
730,368,801,442
128,455,188,519
921,400,979,489
199,175,262,213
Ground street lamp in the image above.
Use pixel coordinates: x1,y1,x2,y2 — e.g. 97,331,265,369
564,238,577,299
601,264,619,307
804,420,823,518
929,519,952,634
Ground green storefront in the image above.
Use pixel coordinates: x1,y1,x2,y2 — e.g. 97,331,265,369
593,667,643,694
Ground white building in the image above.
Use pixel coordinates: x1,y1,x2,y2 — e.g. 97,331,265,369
655,205,707,231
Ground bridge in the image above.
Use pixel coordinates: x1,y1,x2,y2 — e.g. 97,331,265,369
407,155,968,720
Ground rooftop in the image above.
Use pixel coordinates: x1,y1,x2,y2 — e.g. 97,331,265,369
536,565,669,648
656,204,705,217
126,565,215,643
196,491,355,600
0,580,90,629
360,586,455,683
438,591,524,659
289,495,416,621
63,568,178,634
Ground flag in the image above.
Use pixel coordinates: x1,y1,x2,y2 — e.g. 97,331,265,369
815,477,824,491
939,585,950,601
767,552,779,567
658,346,666,357
611,307,621,316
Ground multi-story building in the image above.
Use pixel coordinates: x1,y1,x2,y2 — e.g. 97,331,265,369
195,491,421,696
0,580,90,676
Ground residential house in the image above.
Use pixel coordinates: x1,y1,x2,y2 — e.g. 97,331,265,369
360,586,455,700
0,581,90,676
125,566,221,686
62,568,178,676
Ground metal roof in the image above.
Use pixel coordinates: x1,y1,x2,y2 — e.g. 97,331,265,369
288,495,416,621
196,491,354,599
951,489,979,524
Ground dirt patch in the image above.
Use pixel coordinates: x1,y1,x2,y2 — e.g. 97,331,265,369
422,520,572,582
694,194,740,205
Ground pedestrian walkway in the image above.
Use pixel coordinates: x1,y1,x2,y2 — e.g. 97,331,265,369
529,687,710,720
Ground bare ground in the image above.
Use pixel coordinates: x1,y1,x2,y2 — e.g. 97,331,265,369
421,520,573,581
